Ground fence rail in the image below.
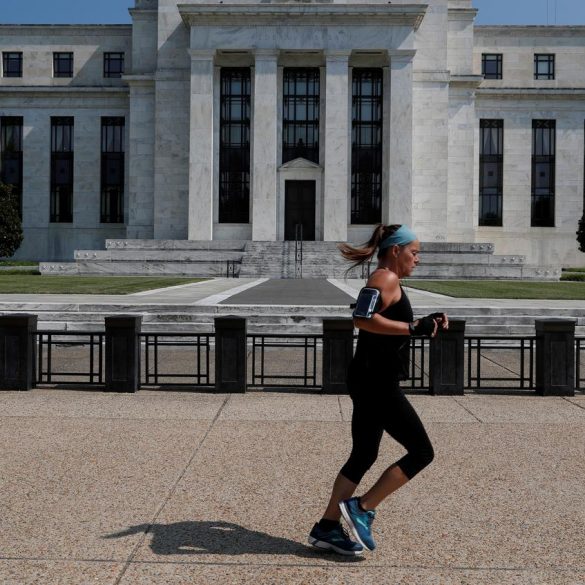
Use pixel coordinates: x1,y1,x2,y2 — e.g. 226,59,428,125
36,331,104,386
0,316,582,395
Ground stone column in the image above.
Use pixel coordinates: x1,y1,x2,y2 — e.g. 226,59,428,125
387,50,415,227
324,50,351,242
126,75,155,239
252,50,279,241
188,49,215,241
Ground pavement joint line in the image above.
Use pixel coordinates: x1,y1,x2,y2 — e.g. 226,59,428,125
563,396,585,410
452,397,484,423
112,394,231,585
130,279,212,297
327,278,359,299
191,278,269,306
337,395,344,420
402,286,455,300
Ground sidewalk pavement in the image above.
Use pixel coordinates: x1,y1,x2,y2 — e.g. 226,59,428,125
1,389,584,584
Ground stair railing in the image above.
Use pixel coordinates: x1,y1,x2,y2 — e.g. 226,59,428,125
294,223,303,279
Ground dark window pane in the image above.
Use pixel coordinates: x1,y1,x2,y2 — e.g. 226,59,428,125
531,119,555,226
219,68,251,223
351,69,383,224
482,54,502,80
0,116,24,216
282,68,320,165
53,52,73,78
3,52,23,78
101,118,125,223
50,117,74,222
104,52,125,78
479,119,503,226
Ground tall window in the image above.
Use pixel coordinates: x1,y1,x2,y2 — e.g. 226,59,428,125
101,117,125,223
2,52,23,78
104,52,125,78
534,54,554,80
50,117,74,223
0,116,24,216
531,120,555,227
53,52,73,78
482,54,502,80
219,68,251,223
282,68,320,164
351,68,383,224
479,120,504,226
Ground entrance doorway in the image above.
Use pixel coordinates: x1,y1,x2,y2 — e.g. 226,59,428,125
284,180,316,240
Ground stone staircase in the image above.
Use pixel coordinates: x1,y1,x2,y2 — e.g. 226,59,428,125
39,239,561,280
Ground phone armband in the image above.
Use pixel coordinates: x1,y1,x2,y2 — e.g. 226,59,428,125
352,287,381,319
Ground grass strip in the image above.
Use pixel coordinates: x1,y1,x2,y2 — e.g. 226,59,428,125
403,279,585,300
0,275,207,294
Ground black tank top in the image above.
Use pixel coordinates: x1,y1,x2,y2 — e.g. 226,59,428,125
353,286,413,381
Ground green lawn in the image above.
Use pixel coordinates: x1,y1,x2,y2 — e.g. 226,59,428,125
403,279,585,300
0,275,206,294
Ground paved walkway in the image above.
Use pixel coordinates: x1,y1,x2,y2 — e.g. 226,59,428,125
1,390,584,584
1,277,584,311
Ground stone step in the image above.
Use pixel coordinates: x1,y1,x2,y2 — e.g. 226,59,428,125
74,250,243,262
105,239,247,251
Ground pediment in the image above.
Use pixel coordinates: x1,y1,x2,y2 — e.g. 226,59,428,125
279,157,322,171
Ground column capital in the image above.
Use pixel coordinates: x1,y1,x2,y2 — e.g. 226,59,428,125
188,49,216,61
387,49,417,66
253,49,279,61
324,49,352,62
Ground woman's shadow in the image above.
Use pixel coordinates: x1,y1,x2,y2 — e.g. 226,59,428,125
103,520,363,563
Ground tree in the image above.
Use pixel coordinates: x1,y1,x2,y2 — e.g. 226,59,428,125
0,182,23,258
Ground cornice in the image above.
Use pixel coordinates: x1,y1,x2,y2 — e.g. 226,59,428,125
0,85,129,99
178,3,428,29
449,74,483,88
477,87,585,99
448,8,478,21
122,74,155,87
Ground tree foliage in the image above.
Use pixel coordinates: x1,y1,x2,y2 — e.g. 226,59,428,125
0,182,23,258
577,214,585,254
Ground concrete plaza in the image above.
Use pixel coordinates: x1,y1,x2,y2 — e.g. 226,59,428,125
1,389,585,584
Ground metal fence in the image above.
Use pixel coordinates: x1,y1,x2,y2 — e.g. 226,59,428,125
140,333,212,388
36,331,104,386
248,334,320,389
24,327,585,394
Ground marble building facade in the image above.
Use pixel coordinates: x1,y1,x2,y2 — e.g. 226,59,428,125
1,0,585,266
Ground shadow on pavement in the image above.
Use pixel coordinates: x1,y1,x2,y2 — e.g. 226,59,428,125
103,520,364,562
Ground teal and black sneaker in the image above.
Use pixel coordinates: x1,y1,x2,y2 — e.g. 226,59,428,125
339,497,376,551
308,522,364,556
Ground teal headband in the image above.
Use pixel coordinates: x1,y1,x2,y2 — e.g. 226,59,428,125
379,225,418,250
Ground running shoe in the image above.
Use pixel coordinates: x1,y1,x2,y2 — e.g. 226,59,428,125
339,497,376,551
308,522,364,556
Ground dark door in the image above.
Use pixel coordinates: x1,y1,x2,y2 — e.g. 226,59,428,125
284,180,316,241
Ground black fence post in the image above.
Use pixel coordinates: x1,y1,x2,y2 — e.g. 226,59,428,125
105,316,141,393
0,314,37,391
535,319,575,396
322,318,354,394
429,319,465,395
215,317,247,393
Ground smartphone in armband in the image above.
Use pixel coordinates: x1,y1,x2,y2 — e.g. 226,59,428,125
352,287,381,319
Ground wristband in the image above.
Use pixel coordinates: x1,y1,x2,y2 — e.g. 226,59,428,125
411,316,436,337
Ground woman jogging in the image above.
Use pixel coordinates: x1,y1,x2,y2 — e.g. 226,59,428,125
308,224,448,556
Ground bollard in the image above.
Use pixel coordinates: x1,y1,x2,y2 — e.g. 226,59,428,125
535,319,575,396
105,316,141,393
322,318,354,394
0,314,37,391
429,319,465,395
215,316,246,393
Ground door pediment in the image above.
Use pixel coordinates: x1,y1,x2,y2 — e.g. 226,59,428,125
279,157,322,172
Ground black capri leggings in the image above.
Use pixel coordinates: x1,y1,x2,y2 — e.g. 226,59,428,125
340,378,434,484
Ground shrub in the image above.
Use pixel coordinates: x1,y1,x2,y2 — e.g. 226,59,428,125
577,213,585,253
0,182,23,258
